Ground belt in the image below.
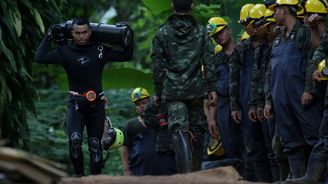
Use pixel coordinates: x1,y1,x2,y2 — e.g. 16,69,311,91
69,90,104,102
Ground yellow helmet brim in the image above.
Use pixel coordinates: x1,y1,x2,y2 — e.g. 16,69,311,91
207,137,225,156
318,59,328,80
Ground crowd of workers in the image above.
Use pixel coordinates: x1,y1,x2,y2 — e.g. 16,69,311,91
35,0,328,183
128,0,328,183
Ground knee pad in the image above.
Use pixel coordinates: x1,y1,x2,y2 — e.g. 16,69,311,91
70,132,82,159
89,137,101,163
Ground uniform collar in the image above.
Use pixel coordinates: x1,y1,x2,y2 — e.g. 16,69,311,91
281,20,301,40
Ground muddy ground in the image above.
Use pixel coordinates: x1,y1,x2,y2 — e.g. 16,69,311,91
58,166,269,184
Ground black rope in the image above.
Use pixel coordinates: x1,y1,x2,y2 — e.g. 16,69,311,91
102,149,110,168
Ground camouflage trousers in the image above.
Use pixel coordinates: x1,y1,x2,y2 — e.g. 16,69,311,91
166,97,207,134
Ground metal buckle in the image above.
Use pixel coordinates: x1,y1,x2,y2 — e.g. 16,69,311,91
84,90,97,102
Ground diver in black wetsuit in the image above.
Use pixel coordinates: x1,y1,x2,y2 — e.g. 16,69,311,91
35,17,133,176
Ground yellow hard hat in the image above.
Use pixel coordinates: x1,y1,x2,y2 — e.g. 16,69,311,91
264,9,276,24
249,4,267,19
305,0,328,14
240,31,250,41
207,137,225,156
214,45,223,54
102,117,125,150
297,6,305,19
247,4,268,28
108,128,124,149
207,17,228,36
269,0,300,10
238,4,255,25
131,87,150,102
317,59,328,80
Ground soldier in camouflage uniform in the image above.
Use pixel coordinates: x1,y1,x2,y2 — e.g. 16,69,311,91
151,0,217,173
229,3,272,182
287,0,328,183
205,17,243,174
265,0,322,180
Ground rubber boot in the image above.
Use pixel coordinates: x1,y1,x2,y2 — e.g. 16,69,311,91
252,158,273,182
278,159,290,181
286,149,307,179
285,152,326,184
172,130,193,173
191,132,204,171
272,134,290,181
269,157,281,182
243,158,258,182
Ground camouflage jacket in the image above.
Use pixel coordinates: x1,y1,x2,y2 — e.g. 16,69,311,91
308,28,328,79
250,41,271,109
151,14,217,101
229,38,256,111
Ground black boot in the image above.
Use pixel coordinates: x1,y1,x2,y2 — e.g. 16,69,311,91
272,134,290,181
285,151,326,184
278,159,290,181
172,130,193,173
268,153,281,182
191,132,204,171
286,149,307,179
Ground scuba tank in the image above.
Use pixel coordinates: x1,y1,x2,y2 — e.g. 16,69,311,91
50,20,133,47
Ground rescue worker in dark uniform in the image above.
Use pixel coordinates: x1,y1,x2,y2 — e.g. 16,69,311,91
287,0,328,183
120,88,158,176
266,0,322,179
254,2,292,182
247,5,280,182
229,3,272,182
35,17,133,176
205,17,243,174
151,0,217,173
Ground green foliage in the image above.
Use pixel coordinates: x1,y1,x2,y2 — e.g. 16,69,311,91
141,0,171,15
117,5,170,70
59,0,112,21
193,3,222,25
0,0,64,147
27,89,67,162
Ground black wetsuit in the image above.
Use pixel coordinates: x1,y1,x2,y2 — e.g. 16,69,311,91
35,35,133,175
